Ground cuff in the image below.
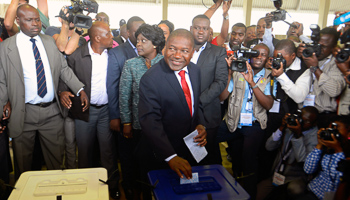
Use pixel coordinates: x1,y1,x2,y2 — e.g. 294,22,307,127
165,154,177,162
272,129,283,141
76,88,84,96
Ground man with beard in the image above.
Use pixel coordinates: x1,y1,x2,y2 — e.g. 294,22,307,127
190,14,227,165
218,43,274,199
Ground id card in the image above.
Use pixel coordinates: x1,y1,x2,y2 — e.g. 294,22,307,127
269,100,280,113
272,172,285,186
240,113,252,126
303,94,315,107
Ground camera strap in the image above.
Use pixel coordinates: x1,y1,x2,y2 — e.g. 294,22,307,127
247,76,262,102
270,78,288,102
272,134,293,186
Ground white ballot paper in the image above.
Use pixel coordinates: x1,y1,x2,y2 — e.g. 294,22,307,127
183,129,208,163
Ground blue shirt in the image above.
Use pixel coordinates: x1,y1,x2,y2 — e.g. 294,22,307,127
304,148,345,199
228,68,272,128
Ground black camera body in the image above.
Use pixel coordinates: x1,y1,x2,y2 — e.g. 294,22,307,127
231,48,259,72
302,24,322,58
286,110,302,126
319,123,342,141
60,0,98,29
336,28,350,63
271,9,287,22
272,53,287,70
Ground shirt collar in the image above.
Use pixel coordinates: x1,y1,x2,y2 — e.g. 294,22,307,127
127,38,136,49
286,57,301,71
196,42,207,53
88,41,108,55
18,31,40,41
254,68,265,78
175,66,189,75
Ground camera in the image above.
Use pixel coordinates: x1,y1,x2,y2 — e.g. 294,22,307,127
302,24,322,58
272,53,287,70
59,0,98,29
269,0,287,22
286,110,302,126
319,123,342,141
231,48,259,72
336,28,350,63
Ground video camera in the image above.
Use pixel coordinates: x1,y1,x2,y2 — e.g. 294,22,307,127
58,0,98,29
286,110,302,126
319,122,342,141
302,24,322,57
336,28,350,63
272,53,287,70
230,47,259,72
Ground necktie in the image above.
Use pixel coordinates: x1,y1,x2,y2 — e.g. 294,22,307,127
179,70,192,116
30,38,47,98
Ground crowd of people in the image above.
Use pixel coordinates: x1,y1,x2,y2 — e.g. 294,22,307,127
0,0,350,200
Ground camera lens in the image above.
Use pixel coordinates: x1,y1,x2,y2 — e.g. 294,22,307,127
238,63,244,69
302,47,314,57
336,50,349,63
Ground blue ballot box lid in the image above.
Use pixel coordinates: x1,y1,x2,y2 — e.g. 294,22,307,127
148,164,250,200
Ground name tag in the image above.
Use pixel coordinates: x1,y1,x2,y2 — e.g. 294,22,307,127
303,94,315,107
269,100,280,113
240,113,252,126
272,172,285,186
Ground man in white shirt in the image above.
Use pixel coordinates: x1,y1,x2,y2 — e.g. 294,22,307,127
58,21,118,198
0,4,87,179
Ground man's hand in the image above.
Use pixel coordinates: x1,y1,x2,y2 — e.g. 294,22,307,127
297,43,306,58
287,119,302,138
168,156,192,179
79,90,89,112
110,118,121,132
241,61,254,85
123,124,133,139
194,124,207,147
225,55,236,69
0,122,5,134
59,91,74,109
345,70,350,85
58,6,70,25
264,13,273,29
222,0,232,15
2,101,11,120
279,113,290,131
270,62,284,77
302,52,318,68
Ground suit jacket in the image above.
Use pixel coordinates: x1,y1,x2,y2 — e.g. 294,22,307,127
0,33,84,138
138,59,205,165
58,43,94,121
114,36,124,45
107,40,137,120
197,42,228,128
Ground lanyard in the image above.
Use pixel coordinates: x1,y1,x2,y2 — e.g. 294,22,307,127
248,76,262,101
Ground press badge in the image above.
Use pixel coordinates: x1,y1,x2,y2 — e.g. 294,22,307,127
240,113,252,126
269,100,280,113
303,94,315,107
272,172,285,186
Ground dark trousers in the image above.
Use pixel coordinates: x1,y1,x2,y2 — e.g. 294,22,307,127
75,105,117,190
217,120,265,200
199,127,222,165
0,128,12,184
118,128,141,195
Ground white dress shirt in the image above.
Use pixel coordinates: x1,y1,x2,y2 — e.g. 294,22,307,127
88,42,109,105
275,57,311,103
165,66,195,162
191,42,207,64
17,31,54,104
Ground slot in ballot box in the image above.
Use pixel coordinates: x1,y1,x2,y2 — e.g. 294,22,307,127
8,168,109,200
148,164,250,200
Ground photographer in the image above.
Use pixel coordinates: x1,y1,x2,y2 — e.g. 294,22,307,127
256,106,319,200
45,6,86,55
286,22,312,44
218,43,274,199
267,39,311,134
298,27,346,128
302,116,350,200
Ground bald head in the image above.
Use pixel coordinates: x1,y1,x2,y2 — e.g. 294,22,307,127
88,21,113,49
16,4,41,37
167,29,195,49
95,12,109,25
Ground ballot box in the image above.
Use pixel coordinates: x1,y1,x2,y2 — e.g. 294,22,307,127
148,164,250,200
8,168,109,200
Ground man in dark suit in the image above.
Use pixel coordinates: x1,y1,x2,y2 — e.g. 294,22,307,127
59,21,118,199
189,14,227,165
138,29,207,185
0,4,87,179
106,16,144,199
114,24,127,45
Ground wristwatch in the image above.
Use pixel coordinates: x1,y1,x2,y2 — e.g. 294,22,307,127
75,28,84,36
223,14,229,20
310,66,319,73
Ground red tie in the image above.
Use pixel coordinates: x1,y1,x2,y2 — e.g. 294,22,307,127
179,70,192,116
